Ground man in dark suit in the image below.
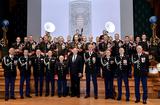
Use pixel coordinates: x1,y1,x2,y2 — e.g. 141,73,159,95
132,45,149,104
2,48,18,101
68,47,83,98
84,44,98,99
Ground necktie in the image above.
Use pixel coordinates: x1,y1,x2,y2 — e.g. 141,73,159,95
120,55,123,59
90,52,92,56
138,54,141,59
73,55,76,62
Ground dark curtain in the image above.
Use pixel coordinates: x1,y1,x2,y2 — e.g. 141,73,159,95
133,0,153,39
0,0,27,47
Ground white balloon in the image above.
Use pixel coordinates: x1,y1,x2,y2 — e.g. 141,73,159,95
105,21,115,33
44,22,56,33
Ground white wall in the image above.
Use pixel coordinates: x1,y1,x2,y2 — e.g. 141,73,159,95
27,0,133,41
41,0,69,39
92,0,121,38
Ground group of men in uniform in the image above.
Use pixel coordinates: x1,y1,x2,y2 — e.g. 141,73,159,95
1,32,152,104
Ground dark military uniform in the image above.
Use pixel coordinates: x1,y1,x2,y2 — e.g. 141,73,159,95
37,41,51,55
112,40,123,57
12,42,23,57
32,55,44,96
18,56,32,98
122,42,133,57
70,41,82,49
122,42,133,79
132,41,141,54
132,53,149,103
115,55,131,101
55,42,67,57
55,61,68,97
25,41,37,55
84,51,98,98
44,56,56,96
101,56,115,99
65,41,72,55
139,40,150,52
70,41,83,54
2,55,17,100
98,41,108,53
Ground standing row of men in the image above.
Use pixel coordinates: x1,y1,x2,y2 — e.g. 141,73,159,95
1,33,151,104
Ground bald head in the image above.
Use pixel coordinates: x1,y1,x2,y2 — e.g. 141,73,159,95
59,55,64,62
36,49,41,55
47,50,53,57
88,44,93,51
9,48,15,55
105,50,111,57
119,47,125,55
136,45,143,53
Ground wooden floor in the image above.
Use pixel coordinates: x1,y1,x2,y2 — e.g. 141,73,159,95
0,96,160,105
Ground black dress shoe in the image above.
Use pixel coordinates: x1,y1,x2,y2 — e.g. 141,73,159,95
5,97,9,101
26,95,32,98
117,97,121,101
71,94,75,97
110,96,115,99
20,96,24,99
45,94,49,97
10,97,16,100
77,95,80,98
58,95,61,98
143,100,147,104
105,96,109,99
94,96,98,99
135,99,140,103
84,95,90,98
63,95,67,97
51,94,54,97
126,99,130,102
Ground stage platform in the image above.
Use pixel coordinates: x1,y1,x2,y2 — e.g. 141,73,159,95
0,96,160,105
1,63,160,99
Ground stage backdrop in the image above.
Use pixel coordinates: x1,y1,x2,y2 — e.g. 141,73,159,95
27,0,133,41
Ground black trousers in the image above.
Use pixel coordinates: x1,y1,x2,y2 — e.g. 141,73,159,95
70,74,80,97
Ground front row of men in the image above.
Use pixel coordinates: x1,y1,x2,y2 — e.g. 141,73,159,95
2,45,149,104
